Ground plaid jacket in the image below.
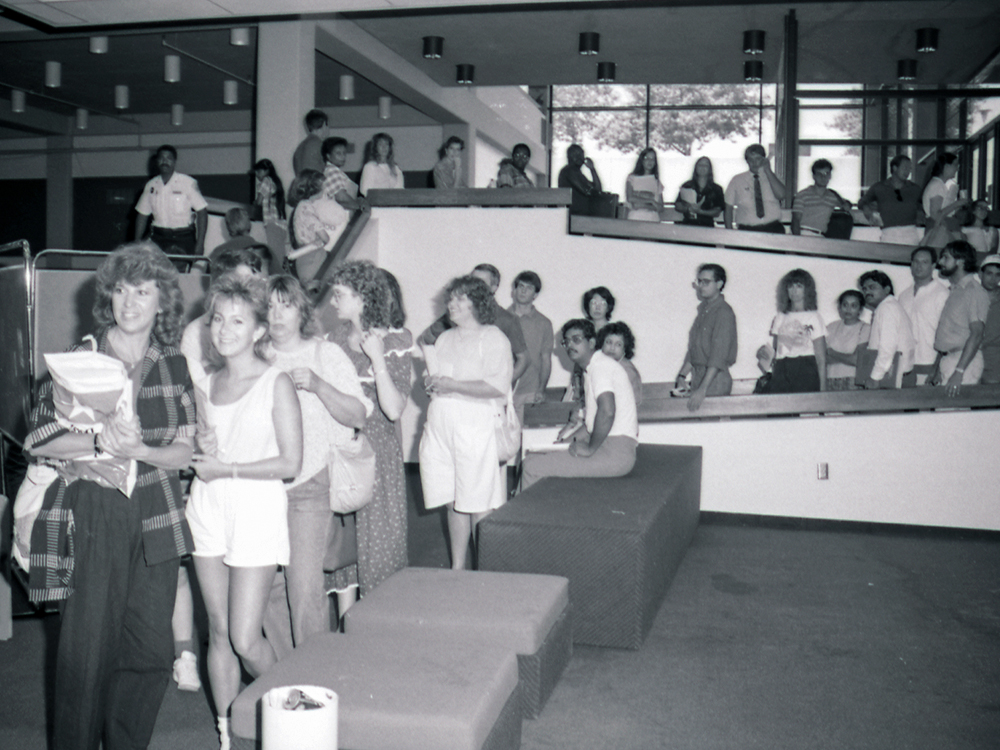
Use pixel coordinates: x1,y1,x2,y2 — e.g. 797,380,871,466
26,331,196,602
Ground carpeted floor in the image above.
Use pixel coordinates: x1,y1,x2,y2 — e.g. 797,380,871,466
2,469,999,749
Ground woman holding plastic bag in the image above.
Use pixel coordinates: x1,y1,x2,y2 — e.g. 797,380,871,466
24,242,197,750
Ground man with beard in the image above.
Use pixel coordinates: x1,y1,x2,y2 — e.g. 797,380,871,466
135,144,208,257
978,255,1000,384
898,246,950,385
858,270,915,389
932,240,990,394
520,318,637,490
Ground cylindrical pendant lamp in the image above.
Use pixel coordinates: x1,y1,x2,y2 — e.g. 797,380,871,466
579,32,600,55
164,54,181,83
339,75,355,101
89,36,108,54
11,89,26,113
422,36,443,59
597,62,616,83
171,104,184,127
230,27,251,46
76,108,88,130
115,84,129,109
456,64,475,84
743,30,766,55
897,59,918,81
378,96,392,120
223,80,238,105
744,60,764,82
45,61,62,88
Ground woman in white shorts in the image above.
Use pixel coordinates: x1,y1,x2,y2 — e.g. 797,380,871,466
187,275,302,750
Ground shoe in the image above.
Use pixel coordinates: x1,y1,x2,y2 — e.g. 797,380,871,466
172,650,201,692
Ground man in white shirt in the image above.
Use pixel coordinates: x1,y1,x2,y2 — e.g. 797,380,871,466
724,144,786,234
859,270,915,389
135,144,208,257
898,246,950,385
521,318,638,490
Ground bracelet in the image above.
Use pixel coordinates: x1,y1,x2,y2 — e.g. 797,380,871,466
955,367,965,373
231,464,238,480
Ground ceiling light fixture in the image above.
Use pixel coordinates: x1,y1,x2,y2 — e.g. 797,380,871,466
89,36,108,54
339,74,355,101
597,61,616,83
579,32,600,55
171,104,184,127
916,28,939,53
164,54,181,83
744,60,764,82
11,89,26,113
115,84,129,110
743,29,766,55
223,80,238,106
422,36,444,59
230,28,250,47
897,59,918,81
76,108,88,130
45,61,61,88
379,96,392,120
456,64,475,85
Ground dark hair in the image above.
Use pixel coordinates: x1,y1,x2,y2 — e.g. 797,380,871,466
211,247,263,282
944,239,978,273
514,270,542,294
329,260,391,330
472,263,500,289
889,154,911,171
155,144,177,160
445,276,495,325
253,159,286,220
439,135,465,159
225,206,251,237
910,245,937,264
567,143,584,157
287,169,324,207
583,286,615,320
382,269,407,328
837,289,865,308
561,318,596,342
304,109,328,132
777,268,818,312
858,270,894,295
597,321,636,360
744,144,766,159
811,159,833,174
365,133,397,173
690,156,715,185
697,263,727,290
93,242,184,348
321,137,349,164
969,199,993,227
248,243,273,271
930,151,958,178
512,143,531,158
207,274,271,362
268,274,317,338
632,147,659,179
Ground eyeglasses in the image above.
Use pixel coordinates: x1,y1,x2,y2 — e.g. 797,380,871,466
694,278,717,287
562,334,586,346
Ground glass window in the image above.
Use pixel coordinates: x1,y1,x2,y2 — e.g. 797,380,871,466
551,84,646,108
985,134,995,205
968,97,1000,138
649,83,771,107
551,109,647,194
970,144,980,202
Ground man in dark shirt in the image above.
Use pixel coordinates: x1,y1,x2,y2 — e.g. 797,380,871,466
292,109,329,177
558,144,603,216
674,263,738,411
419,263,529,386
858,154,924,246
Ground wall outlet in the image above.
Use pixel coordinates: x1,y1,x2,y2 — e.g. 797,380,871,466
817,462,829,480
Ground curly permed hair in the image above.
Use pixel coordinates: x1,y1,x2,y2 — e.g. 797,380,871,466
445,275,496,325
596,321,636,360
93,242,185,348
329,260,391,330
777,268,818,313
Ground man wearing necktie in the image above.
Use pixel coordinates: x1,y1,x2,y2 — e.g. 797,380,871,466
724,144,787,234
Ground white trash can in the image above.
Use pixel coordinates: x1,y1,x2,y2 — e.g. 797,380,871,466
261,685,338,750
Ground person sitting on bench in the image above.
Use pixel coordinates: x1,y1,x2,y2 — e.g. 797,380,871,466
520,318,638,490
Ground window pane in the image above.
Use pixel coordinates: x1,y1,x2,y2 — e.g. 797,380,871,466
799,105,864,141
985,134,995,205
968,97,1000,137
551,84,646,108
970,144,980,201
550,109,647,196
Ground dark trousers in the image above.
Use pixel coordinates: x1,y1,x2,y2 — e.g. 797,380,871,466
770,356,820,393
150,226,197,256
53,481,179,750
739,220,786,234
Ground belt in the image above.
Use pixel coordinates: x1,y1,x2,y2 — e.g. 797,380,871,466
152,225,195,235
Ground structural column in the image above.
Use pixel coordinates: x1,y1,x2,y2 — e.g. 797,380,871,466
46,135,73,250
256,21,316,192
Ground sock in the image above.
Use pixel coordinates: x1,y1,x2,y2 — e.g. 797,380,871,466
174,639,195,659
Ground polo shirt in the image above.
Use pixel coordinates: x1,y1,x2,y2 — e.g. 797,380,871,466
583,350,638,439
858,179,922,228
507,304,553,401
934,274,990,354
725,170,782,226
898,279,950,366
135,172,207,229
293,134,325,177
687,294,737,370
792,185,846,233
323,163,358,201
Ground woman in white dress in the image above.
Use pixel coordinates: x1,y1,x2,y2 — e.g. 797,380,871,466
419,276,513,570
359,132,405,196
921,152,967,248
625,147,663,222
186,275,302,749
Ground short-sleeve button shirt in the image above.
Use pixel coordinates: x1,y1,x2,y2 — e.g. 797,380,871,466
136,172,207,229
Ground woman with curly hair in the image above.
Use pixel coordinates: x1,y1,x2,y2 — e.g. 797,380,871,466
419,276,514,569
25,242,197,750
359,132,405,196
764,268,827,393
328,260,413,593
597,321,642,406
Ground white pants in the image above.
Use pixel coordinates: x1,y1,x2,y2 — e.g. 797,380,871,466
939,349,984,384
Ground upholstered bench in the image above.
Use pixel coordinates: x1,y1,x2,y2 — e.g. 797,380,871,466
478,444,701,649
343,567,571,719
230,631,521,750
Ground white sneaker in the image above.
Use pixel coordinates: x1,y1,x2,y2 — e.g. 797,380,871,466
172,650,201,692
